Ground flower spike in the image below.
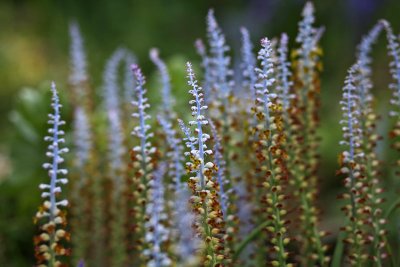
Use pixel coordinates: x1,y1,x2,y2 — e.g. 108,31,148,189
195,39,212,104
252,37,291,266
144,163,172,267
338,64,371,266
130,64,157,264
69,21,88,91
206,9,233,99
103,48,126,177
34,82,70,266
150,48,173,113
277,33,293,111
158,115,184,190
240,27,257,101
179,62,229,265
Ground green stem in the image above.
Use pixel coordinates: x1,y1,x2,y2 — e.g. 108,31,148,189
49,230,56,267
201,199,216,266
384,199,400,219
382,235,396,267
233,220,270,261
331,231,346,267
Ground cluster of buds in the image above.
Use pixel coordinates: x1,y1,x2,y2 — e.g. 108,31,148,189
194,39,212,105
236,29,261,261
179,62,229,266
103,48,128,179
69,21,105,266
173,188,203,266
158,115,184,192
69,21,89,100
338,64,370,266
209,120,229,218
209,120,239,257
130,64,156,262
150,48,173,114
143,163,172,267
159,115,203,266
276,33,293,112
294,2,324,72
205,10,239,195
356,22,388,265
162,119,203,264
291,1,323,184
103,48,136,266
72,107,92,171
382,20,400,170
69,20,92,194
206,9,233,100
151,48,183,195
287,3,327,265
240,27,257,102
382,20,400,118
252,37,292,267
34,82,70,267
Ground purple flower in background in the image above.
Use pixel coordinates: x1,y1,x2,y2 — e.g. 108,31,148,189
349,0,381,17
77,260,85,267
150,48,173,113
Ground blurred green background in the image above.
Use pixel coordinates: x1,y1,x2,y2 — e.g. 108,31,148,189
1,0,400,265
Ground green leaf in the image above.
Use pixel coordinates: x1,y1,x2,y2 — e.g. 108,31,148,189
233,220,270,261
331,231,345,267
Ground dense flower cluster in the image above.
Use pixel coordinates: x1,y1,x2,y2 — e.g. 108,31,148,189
129,64,157,265
288,3,328,266
338,64,368,266
252,38,292,267
179,62,229,266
